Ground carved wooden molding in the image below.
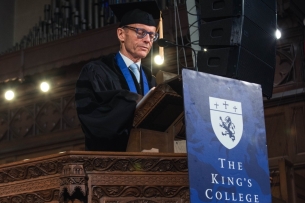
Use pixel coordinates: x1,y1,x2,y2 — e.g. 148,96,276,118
0,155,188,184
82,157,188,172
92,186,189,203
0,189,59,203
0,152,189,203
91,174,188,186
103,197,183,203
60,164,88,197
0,160,64,184
0,177,59,197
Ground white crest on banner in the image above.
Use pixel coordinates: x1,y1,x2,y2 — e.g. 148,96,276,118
209,97,243,149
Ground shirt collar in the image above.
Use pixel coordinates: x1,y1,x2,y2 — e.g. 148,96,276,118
119,52,141,69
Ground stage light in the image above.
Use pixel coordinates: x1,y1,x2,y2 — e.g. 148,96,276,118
275,29,281,39
154,55,164,65
5,90,15,100
204,48,207,52
40,82,50,92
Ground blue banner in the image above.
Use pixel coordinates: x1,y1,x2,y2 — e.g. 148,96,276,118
182,69,271,203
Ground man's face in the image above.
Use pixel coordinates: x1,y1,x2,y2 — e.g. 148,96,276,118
117,23,156,62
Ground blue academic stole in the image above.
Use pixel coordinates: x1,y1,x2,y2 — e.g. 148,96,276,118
115,53,149,95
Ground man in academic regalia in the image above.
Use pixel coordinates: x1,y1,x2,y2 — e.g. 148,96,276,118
75,1,160,151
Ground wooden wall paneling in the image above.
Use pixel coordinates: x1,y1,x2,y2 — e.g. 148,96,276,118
270,158,300,203
270,170,282,201
294,173,305,203
264,95,305,167
272,197,286,203
278,159,294,203
295,167,305,179
265,106,291,166
265,97,305,201
0,51,22,82
292,103,305,160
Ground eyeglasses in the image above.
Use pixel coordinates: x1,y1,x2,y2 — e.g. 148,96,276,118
123,26,159,42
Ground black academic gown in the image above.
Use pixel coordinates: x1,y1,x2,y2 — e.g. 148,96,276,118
75,53,156,151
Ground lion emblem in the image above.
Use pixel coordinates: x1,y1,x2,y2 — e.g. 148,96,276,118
219,116,235,141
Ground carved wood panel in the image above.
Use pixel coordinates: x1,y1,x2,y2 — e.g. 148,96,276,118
0,153,189,203
0,189,59,203
63,96,79,130
0,156,188,184
92,186,189,203
36,101,61,134
10,107,34,139
103,197,181,203
90,175,188,186
0,160,64,184
0,177,60,197
0,94,80,145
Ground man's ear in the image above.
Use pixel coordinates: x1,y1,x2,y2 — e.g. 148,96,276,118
117,28,125,42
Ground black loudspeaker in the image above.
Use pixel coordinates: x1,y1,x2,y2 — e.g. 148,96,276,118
200,0,276,34
198,0,277,99
197,47,274,99
199,16,276,67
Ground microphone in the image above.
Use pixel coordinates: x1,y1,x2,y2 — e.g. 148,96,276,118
157,38,198,71
157,38,174,47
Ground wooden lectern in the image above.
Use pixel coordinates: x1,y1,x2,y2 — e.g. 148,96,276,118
127,71,185,153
